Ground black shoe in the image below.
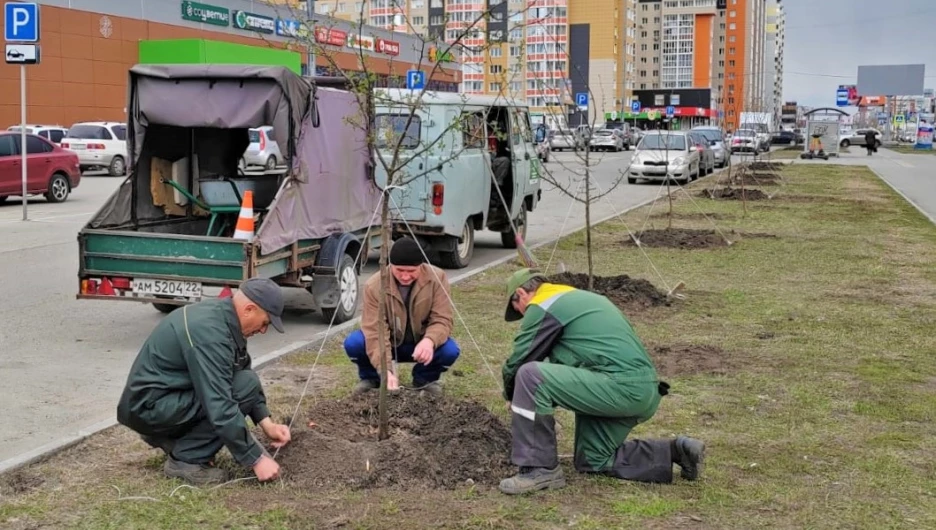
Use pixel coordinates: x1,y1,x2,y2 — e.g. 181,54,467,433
674,436,705,481
352,379,379,395
499,465,566,495
164,456,228,485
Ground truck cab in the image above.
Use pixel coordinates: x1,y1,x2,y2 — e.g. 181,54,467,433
372,90,542,269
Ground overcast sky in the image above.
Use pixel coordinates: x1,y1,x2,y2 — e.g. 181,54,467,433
782,0,935,107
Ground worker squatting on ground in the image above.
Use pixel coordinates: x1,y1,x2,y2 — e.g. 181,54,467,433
116,278,292,486
499,269,706,495
344,237,461,396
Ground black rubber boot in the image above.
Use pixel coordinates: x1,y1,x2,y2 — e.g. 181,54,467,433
673,436,706,481
499,465,566,495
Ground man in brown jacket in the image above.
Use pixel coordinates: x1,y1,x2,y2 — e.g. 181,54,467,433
344,237,460,396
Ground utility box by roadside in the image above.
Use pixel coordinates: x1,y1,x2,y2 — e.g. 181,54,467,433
138,39,302,75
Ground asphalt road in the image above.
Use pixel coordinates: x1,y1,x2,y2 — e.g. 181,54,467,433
1,148,688,463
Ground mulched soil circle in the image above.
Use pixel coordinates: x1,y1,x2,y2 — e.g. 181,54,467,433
623,228,729,249
699,188,770,201
549,272,670,311
277,392,513,490
649,344,734,377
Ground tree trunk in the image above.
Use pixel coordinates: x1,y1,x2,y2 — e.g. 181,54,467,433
584,169,594,290
376,197,392,440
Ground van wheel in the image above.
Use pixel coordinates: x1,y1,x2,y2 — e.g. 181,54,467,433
321,253,359,324
45,173,70,203
265,155,277,170
501,206,528,249
439,221,474,269
109,156,125,176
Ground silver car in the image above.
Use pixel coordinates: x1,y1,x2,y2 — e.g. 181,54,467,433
589,129,624,152
242,126,283,170
691,126,729,168
839,128,882,148
730,129,761,154
550,130,578,151
628,131,700,184
688,131,716,175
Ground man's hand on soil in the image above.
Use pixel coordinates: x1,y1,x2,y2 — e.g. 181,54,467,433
253,455,281,482
412,338,434,365
387,371,400,391
261,419,292,449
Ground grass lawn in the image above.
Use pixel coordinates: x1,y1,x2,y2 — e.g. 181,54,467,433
765,146,802,159
2,164,936,529
887,145,936,155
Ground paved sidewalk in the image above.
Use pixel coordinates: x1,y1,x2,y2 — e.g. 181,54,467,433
801,148,936,224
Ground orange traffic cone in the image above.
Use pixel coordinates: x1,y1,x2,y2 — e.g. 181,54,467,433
218,285,233,298
232,190,255,242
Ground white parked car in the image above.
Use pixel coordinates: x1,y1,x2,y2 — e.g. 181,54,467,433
61,122,128,176
241,126,283,170
628,131,700,184
729,129,761,154
7,124,69,144
589,129,625,152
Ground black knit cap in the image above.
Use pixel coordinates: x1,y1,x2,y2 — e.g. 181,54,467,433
389,237,426,266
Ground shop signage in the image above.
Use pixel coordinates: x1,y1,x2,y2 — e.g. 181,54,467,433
181,1,230,27
314,26,347,47
375,38,400,56
232,10,275,34
429,46,455,63
276,18,308,38
346,33,375,52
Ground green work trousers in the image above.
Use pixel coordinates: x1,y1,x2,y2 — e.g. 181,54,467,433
138,370,268,465
509,362,675,483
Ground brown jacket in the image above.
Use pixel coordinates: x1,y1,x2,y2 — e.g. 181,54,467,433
360,263,454,371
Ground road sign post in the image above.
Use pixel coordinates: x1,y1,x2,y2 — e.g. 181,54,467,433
631,100,641,130
5,2,40,222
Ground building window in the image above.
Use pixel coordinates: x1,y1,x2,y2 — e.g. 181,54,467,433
490,47,502,57
729,10,736,17
412,16,424,26
729,23,736,30
490,64,503,74
489,82,502,92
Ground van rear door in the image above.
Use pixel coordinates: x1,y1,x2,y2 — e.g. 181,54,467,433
373,112,428,221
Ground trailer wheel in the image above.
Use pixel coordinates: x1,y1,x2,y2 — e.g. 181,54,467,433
321,253,359,324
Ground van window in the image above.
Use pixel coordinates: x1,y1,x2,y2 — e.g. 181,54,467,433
49,129,65,143
461,112,486,149
67,125,112,140
111,125,127,141
0,135,16,156
375,114,421,149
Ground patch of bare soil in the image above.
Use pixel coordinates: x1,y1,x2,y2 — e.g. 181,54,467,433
0,469,45,495
649,212,730,221
623,228,729,249
277,392,513,490
649,344,735,377
549,272,671,311
699,188,770,201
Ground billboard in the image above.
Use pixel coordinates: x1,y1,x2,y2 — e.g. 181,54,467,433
857,64,926,97
836,85,858,106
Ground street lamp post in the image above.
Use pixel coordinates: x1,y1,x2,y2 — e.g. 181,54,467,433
306,0,316,77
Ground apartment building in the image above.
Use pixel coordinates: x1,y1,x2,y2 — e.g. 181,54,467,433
723,0,767,130
764,0,784,129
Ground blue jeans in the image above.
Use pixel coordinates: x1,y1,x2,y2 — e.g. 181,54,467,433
343,329,461,385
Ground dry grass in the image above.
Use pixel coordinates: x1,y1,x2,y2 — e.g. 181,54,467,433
1,164,935,529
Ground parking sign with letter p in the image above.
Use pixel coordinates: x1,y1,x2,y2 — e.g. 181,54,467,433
4,2,40,43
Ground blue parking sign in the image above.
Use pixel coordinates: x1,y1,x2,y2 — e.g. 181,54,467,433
631,100,641,113
4,2,39,42
666,105,675,117
576,92,588,107
406,70,425,90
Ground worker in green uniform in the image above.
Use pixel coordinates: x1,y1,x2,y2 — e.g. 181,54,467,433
498,269,706,495
117,278,292,485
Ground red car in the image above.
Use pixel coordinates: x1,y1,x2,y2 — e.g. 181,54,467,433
0,132,81,203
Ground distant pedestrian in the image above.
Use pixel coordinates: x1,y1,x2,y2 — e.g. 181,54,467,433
117,278,291,485
864,130,877,155
498,268,705,495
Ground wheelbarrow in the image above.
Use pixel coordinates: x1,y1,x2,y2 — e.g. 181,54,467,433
160,174,281,237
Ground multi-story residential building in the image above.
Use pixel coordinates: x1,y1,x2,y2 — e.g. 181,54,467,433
764,0,784,129
723,0,767,130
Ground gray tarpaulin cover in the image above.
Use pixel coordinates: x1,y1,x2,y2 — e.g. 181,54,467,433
89,64,379,254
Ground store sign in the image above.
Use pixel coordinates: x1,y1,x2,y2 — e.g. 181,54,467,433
181,1,230,27
232,10,275,34
429,46,455,63
276,18,308,38
314,26,347,47
375,38,400,56
346,33,375,52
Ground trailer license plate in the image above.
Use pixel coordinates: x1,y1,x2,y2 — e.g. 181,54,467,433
131,278,202,298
